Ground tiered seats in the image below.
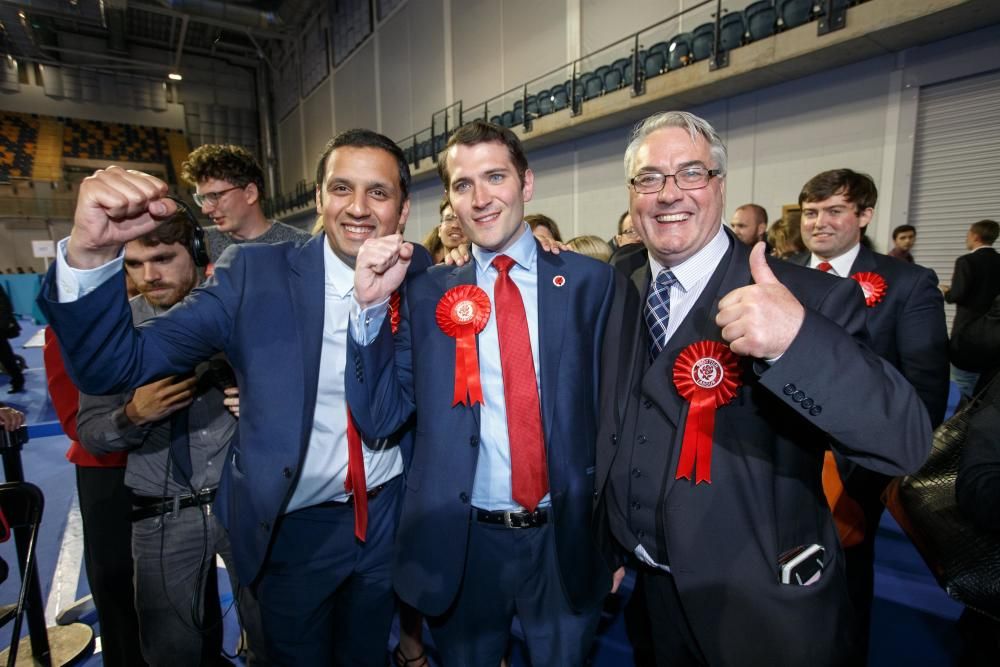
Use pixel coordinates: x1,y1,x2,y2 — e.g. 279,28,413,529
0,112,40,181
62,118,173,163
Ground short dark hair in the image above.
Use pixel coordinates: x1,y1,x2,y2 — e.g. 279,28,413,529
892,224,916,240
617,210,630,234
134,214,194,251
525,214,562,242
314,129,411,207
736,203,768,226
970,219,999,245
439,194,452,216
438,120,529,189
798,169,877,213
182,144,265,198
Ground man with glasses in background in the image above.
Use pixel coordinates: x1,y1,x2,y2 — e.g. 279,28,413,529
183,144,310,264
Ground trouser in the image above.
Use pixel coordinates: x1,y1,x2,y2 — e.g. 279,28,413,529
76,465,147,667
427,517,602,667
0,337,23,388
254,476,402,666
131,502,267,667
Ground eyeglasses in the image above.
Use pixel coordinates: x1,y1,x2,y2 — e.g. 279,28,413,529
629,167,721,194
441,214,459,224
193,185,244,208
619,227,638,238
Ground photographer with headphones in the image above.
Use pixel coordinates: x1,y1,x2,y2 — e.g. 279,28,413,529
75,207,266,666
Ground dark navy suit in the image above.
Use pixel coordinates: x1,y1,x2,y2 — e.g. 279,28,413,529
39,233,431,664
346,240,618,663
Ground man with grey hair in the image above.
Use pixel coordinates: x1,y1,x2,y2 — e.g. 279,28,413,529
596,110,932,665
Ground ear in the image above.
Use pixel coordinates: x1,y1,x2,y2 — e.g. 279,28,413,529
397,198,412,234
244,182,260,206
315,186,323,215
858,207,874,229
522,168,535,203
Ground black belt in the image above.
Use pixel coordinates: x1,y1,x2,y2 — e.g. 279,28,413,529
313,480,393,509
475,507,549,529
130,488,216,522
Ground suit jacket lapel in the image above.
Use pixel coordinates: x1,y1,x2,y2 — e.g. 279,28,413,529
537,250,568,447
288,235,327,437
446,261,481,430
849,244,877,275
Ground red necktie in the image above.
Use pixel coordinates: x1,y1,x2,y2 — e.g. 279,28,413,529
492,255,548,511
342,291,400,542
817,261,833,273
344,409,368,541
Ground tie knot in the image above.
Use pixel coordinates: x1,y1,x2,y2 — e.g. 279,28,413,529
817,261,833,273
493,254,516,274
655,269,678,288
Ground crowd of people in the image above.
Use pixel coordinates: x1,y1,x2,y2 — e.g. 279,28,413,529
2,109,993,667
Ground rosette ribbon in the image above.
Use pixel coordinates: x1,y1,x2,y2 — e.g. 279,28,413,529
388,291,401,334
672,341,741,484
436,285,491,406
850,272,887,307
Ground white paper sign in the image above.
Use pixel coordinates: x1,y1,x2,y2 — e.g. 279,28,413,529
31,240,56,258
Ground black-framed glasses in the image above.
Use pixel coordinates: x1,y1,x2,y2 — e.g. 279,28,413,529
619,227,638,238
193,185,244,208
629,167,721,194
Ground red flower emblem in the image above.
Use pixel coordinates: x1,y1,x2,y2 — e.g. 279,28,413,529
672,341,741,484
552,275,566,287
436,285,491,406
850,272,887,307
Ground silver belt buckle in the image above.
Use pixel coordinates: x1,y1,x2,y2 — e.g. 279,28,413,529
503,511,517,528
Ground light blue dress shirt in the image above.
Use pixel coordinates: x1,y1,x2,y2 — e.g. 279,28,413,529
352,223,550,511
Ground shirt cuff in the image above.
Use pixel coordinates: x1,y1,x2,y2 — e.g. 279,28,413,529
349,296,391,346
55,237,124,303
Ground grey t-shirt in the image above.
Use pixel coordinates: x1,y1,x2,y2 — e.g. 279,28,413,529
205,220,311,263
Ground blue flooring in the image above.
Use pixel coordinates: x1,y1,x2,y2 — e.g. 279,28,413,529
0,319,967,665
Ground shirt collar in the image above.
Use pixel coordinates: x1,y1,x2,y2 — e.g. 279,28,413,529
323,237,355,298
809,242,860,277
647,223,730,291
472,222,537,274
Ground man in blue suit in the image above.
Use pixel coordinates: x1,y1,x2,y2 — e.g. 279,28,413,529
38,129,431,665
347,120,619,665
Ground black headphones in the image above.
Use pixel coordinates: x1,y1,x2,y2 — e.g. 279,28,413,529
163,195,210,268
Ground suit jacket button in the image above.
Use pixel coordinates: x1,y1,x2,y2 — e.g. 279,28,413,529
792,390,806,403
783,383,796,395
259,521,269,531
632,468,641,478
643,399,653,409
630,501,640,511
459,492,469,504
469,435,479,447
800,398,814,410
610,433,617,445
810,405,822,416
282,467,293,478
636,530,645,539
637,435,647,444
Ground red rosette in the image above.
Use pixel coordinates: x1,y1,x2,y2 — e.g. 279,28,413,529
388,291,401,335
672,340,741,484
850,272,887,308
436,285,491,406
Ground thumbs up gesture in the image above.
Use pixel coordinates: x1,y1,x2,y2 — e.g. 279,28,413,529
716,242,805,359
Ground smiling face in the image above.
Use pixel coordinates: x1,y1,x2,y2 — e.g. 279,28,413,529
315,146,410,266
444,140,534,253
800,192,872,261
628,127,725,267
437,204,466,250
123,241,198,308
